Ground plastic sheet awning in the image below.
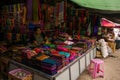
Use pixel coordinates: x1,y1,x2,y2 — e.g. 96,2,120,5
71,0,120,11
101,18,120,28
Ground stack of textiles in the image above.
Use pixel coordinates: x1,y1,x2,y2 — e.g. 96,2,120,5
40,58,57,75
51,54,66,70
69,51,77,62
71,47,83,56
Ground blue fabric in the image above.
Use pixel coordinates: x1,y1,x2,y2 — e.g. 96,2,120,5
28,23,35,30
42,58,57,65
59,51,70,58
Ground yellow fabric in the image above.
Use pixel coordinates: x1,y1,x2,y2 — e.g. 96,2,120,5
36,55,49,61
108,42,116,53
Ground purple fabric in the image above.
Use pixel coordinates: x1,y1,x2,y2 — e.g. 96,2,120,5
40,68,57,75
41,65,56,70
27,0,32,20
41,62,56,68
20,25,27,34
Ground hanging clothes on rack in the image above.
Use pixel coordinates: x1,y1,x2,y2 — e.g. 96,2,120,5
38,0,42,21
33,0,39,22
27,0,32,21
22,5,27,24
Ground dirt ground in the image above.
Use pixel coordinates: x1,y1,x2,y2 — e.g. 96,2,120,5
78,49,120,80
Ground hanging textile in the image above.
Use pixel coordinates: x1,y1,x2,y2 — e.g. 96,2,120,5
27,0,32,21
33,0,39,22
87,22,92,36
64,1,67,22
13,4,17,13
93,16,100,36
38,0,42,21
22,6,27,24
59,1,64,23
55,3,60,26
18,4,21,12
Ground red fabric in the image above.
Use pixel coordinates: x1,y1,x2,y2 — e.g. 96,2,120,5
101,18,115,27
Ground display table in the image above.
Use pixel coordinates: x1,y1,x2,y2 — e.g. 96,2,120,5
9,47,96,80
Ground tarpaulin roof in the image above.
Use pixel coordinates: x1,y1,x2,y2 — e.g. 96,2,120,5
101,18,120,28
71,0,120,11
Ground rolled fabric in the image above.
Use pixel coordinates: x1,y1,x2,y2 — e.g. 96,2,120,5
27,0,32,21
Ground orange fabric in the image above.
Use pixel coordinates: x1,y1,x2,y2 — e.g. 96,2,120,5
36,55,49,61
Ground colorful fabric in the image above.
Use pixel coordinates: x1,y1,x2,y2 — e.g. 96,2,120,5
42,58,57,65
36,55,49,61
57,46,69,52
27,0,32,20
59,51,70,58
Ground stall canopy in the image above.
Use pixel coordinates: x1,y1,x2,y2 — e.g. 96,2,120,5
101,18,120,28
70,0,120,11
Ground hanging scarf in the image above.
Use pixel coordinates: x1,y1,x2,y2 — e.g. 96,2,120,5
59,1,64,23
38,0,42,21
93,16,100,36
27,0,32,21
55,3,60,26
33,0,39,22
18,4,21,12
87,22,92,36
64,1,67,21
22,6,27,24
13,4,17,13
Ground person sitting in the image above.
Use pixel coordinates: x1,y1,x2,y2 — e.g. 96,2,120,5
33,27,45,46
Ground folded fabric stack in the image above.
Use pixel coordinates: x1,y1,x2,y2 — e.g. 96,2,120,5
57,45,69,52
40,58,57,75
73,42,87,52
86,40,92,49
51,54,66,70
0,46,8,53
22,49,38,59
44,44,56,49
71,47,83,56
79,39,93,50
59,51,70,58
36,54,49,61
50,49,59,54
69,51,77,62
58,51,70,65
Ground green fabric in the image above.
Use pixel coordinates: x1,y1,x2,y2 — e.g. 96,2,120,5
33,0,39,21
71,0,120,11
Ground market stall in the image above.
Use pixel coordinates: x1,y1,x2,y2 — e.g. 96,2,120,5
0,0,98,80
8,47,96,80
